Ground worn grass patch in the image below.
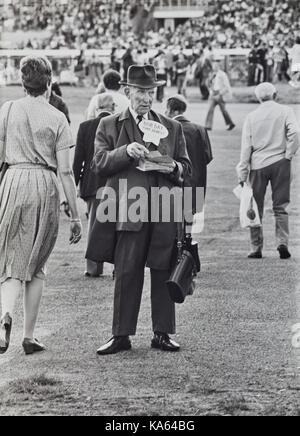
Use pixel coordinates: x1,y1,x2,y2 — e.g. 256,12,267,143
7,375,61,395
218,394,250,415
0,374,76,415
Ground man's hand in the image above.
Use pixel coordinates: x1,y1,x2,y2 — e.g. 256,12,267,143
127,142,150,160
157,161,177,175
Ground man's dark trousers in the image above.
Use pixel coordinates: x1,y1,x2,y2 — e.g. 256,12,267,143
113,223,175,337
249,158,291,251
205,96,234,129
86,197,103,276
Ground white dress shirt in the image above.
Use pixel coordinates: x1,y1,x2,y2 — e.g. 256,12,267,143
129,107,149,124
237,100,300,182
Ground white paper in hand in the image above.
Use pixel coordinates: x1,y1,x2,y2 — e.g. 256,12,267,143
191,211,205,235
140,120,168,146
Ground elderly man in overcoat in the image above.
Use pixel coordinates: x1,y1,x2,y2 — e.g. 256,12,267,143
87,65,191,355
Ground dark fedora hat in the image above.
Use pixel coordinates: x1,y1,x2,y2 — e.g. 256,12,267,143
120,65,166,88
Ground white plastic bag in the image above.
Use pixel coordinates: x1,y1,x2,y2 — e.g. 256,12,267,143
191,210,205,236
233,184,261,229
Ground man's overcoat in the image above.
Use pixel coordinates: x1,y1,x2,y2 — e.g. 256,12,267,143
86,108,191,270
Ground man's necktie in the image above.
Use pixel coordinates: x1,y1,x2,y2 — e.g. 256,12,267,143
137,115,144,127
137,115,144,138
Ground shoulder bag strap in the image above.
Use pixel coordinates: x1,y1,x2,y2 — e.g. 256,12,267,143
2,101,13,165
176,186,185,257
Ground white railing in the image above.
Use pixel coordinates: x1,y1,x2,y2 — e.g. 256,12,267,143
155,0,208,8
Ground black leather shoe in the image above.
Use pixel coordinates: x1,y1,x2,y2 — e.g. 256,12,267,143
0,313,12,354
151,332,180,352
97,336,131,355
278,245,291,259
227,124,236,131
84,272,103,278
22,338,46,355
248,251,263,259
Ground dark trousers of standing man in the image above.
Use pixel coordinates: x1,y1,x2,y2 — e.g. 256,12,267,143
86,197,104,276
112,223,175,337
249,159,291,252
205,95,234,129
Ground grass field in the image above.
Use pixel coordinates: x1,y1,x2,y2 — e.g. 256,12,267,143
0,85,299,416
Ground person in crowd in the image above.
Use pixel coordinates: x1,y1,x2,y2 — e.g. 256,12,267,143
205,60,235,131
248,45,259,86
166,94,213,203
86,69,128,119
122,47,135,81
273,42,290,83
153,50,167,103
175,52,188,97
256,41,268,83
73,93,115,278
164,47,174,86
289,36,300,88
0,56,82,355
74,49,86,87
236,82,300,259
89,53,104,88
265,43,275,83
87,65,191,355
194,50,212,100
50,82,71,124
280,42,291,83
111,47,121,72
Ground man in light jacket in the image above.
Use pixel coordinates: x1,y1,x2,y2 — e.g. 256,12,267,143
86,70,128,119
236,82,300,259
205,59,235,131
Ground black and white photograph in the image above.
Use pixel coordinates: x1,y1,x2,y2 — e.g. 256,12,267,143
0,0,299,419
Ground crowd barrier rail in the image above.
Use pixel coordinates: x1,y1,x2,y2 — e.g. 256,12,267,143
0,48,253,86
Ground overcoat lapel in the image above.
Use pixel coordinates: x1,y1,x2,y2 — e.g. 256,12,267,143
117,109,135,147
117,109,172,156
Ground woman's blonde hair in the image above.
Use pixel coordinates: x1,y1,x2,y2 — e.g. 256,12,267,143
20,56,52,97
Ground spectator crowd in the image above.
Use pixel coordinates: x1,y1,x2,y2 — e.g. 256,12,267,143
0,1,299,89
1,0,299,51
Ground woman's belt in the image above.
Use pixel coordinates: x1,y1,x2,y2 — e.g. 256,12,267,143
8,163,57,173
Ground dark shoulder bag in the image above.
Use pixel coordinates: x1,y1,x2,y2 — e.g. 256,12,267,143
0,102,13,185
166,217,201,305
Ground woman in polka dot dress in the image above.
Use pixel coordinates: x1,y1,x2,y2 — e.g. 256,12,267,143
0,56,82,355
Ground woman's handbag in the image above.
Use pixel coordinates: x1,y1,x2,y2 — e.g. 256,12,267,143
166,219,201,305
0,102,13,185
